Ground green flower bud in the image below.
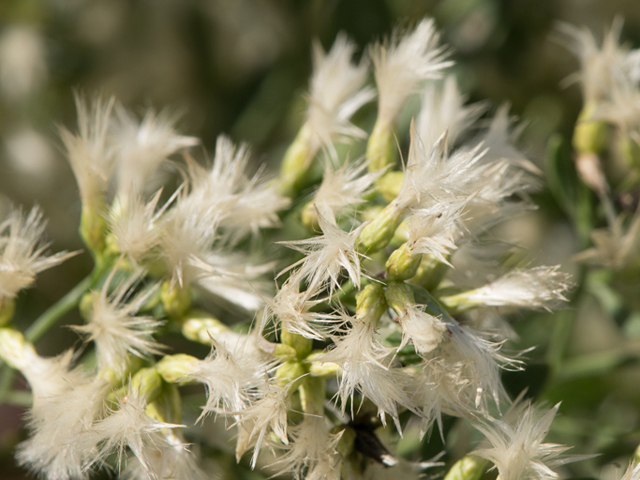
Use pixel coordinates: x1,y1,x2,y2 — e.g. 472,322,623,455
161,281,192,320
410,254,450,291
367,118,397,172
275,360,307,389
80,201,108,260
0,328,33,370
386,242,421,282
444,456,487,480
573,103,609,155
131,367,163,403
301,200,320,231
355,283,387,325
384,281,415,316
280,124,314,197
281,329,313,359
156,354,200,384
376,170,404,202
306,351,339,377
181,310,229,344
357,202,404,254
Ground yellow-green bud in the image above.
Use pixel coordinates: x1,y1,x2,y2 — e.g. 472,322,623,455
80,201,108,260
357,202,404,254
367,118,397,172
384,281,414,316
0,298,15,326
280,125,314,197
272,343,298,362
386,242,421,282
161,281,192,320
376,171,404,202
306,351,340,377
156,354,200,384
439,290,480,315
131,367,163,403
274,361,307,388
181,310,228,344
573,103,609,155
355,283,387,325
301,200,320,231
443,456,487,480
281,329,313,359
0,328,33,370
410,254,450,291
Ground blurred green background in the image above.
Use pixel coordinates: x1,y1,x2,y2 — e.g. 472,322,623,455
1,0,640,479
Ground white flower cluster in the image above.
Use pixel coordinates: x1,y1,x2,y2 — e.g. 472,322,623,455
0,17,587,480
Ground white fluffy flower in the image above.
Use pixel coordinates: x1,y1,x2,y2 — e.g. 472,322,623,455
122,433,207,480
112,104,199,198
312,158,384,221
17,376,108,480
452,266,571,311
398,304,447,355
280,212,367,293
261,275,337,340
273,416,342,480
473,402,585,480
0,207,71,301
372,18,452,123
90,387,185,475
60,94,115,206
306,34,374,158
184,136,289,242
557,19,640,103
417,75,484,156
72,270,163,373
234,383,291,467
188,341,269,419
404,204,465,265
573,213,640,269
321,319,417,428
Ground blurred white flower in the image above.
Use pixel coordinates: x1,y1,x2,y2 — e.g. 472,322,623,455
306,34,374,160
372,18,452,124
0,26,47,100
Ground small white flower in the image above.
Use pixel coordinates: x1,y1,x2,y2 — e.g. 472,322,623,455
306,34,374,159
573,213,640,269
273,416,342,480
404,204,465,265
234,382,291,468
90,387,185,475
557,18,640,103
261,275,338,340
321,319,417,429
108,190,169,266
111,104,199,198
60,94,115,206
72,269,163,373
0,207,72,301
188,340,269,419
398,304,447,355
280,212,366,293
456,266,571,311
473,402,584,480
122,433,207,480
372,18,452,124
312,158,385,221
417,75,485,156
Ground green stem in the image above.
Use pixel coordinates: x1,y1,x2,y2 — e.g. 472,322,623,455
25,273,94,343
